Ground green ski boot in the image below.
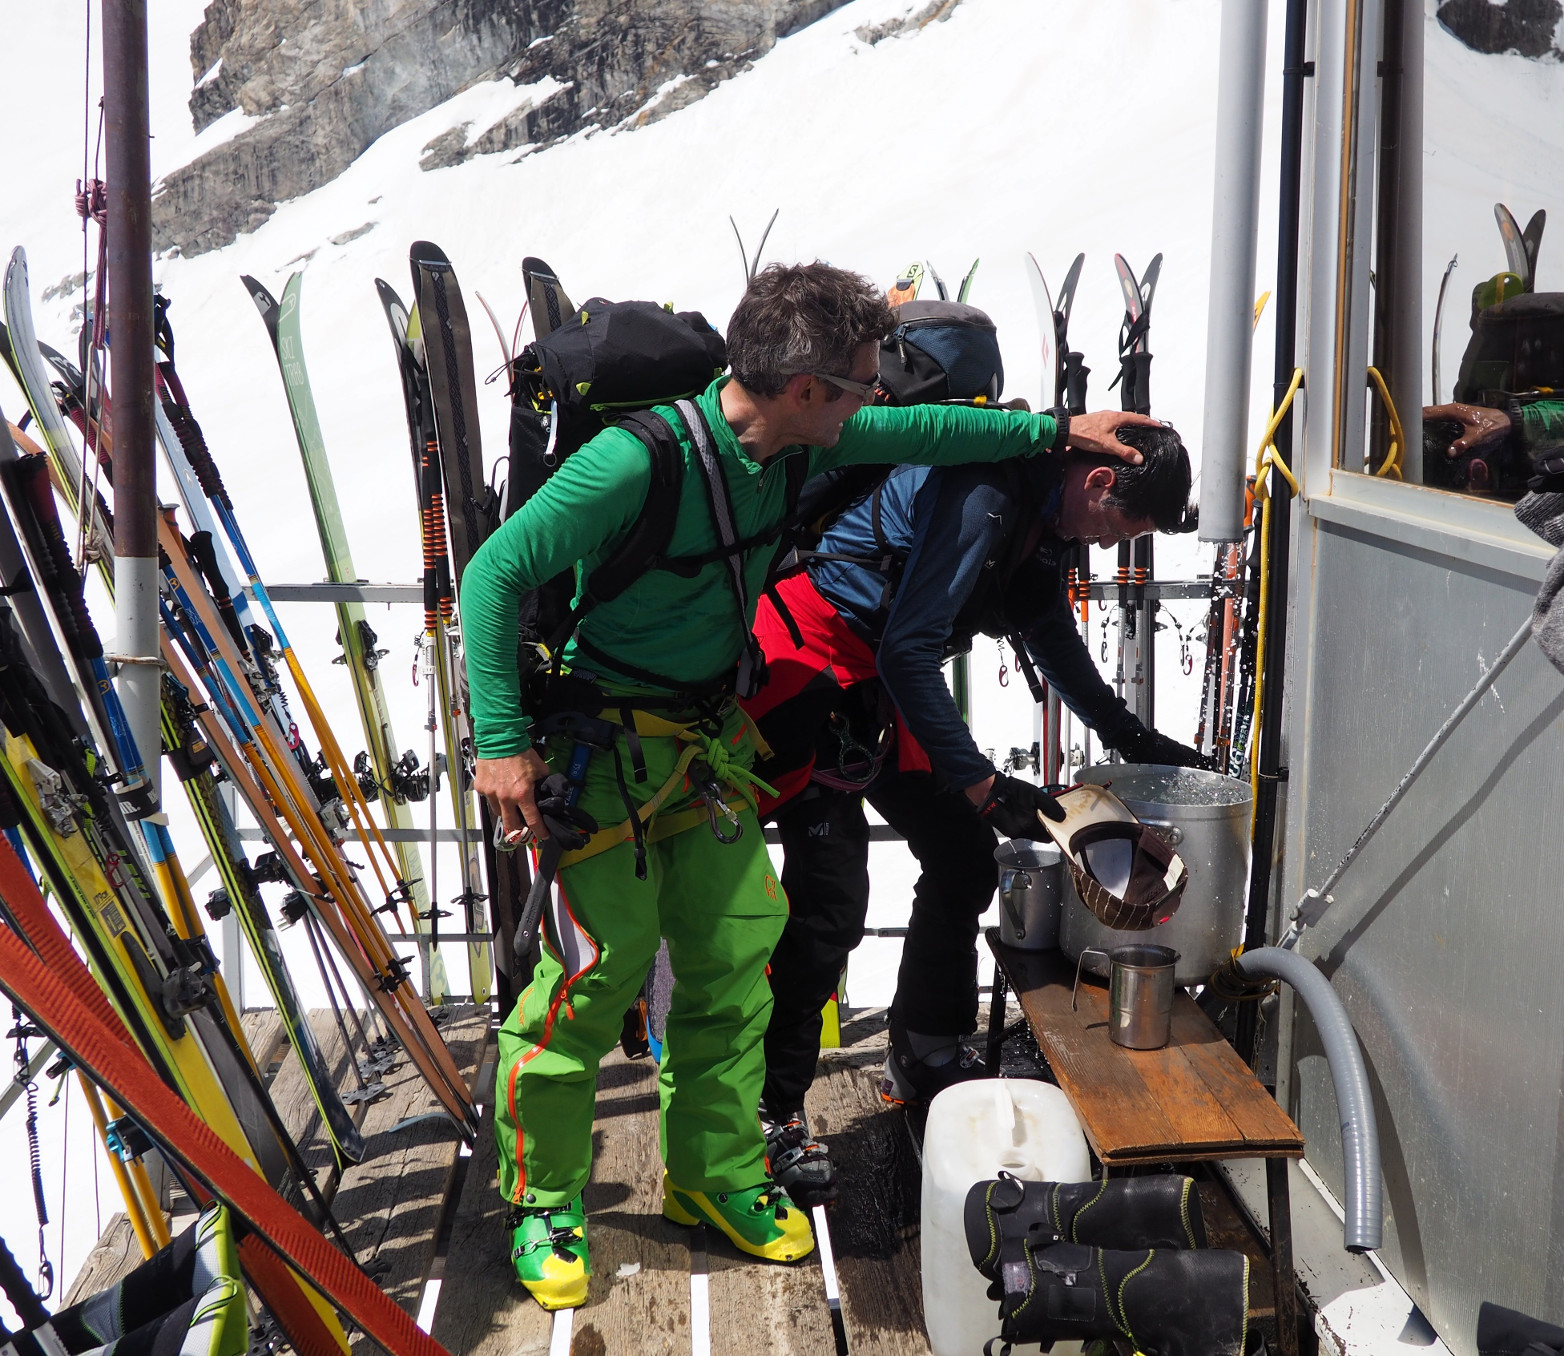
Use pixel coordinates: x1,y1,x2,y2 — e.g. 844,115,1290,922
662,1173,814,1262
509,1197,590,1310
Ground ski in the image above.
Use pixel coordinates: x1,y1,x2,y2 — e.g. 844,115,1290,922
521,256,575,343
729,209,779,285
1432,253,1459,404
405,250,496,1003
240,271,447,1005
410,241,495,584
927,261,949,301
377,278,497,1009
0,417,306,1199
1111,254,1163,729
6,316,367,1170
1495,203,1531,290
957,258,980,303
162,670,367,1165
1522,209,1546,280
9,257,472,1137
887,262,923,307
156,523,477,1134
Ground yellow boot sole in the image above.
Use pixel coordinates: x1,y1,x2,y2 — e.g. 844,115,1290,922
519,1252,589,1311
662,1176,815,1263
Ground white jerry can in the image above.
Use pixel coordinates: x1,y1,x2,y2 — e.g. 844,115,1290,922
921,1077,1092,1356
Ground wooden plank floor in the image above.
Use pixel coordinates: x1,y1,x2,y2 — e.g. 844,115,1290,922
339,1004,488,1343
806,1010,931,1356
432,1046,837,1356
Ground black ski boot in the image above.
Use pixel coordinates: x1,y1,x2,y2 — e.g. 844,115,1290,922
881,1019,985,1106
966,1172,1208,1282
982,1241,1250,1356
762,1109,837,1208
1477,1302,1564,1356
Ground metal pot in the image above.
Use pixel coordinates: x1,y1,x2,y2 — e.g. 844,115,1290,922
1060,764,1251,987
993,839,1063,950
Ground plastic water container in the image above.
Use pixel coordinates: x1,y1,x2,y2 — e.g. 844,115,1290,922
921,1078,1092,1356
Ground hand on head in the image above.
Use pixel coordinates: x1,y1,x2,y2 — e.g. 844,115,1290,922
1065,410,1161,461
1425,403,1511,458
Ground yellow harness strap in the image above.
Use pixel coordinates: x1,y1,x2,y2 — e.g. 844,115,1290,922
556,706,777,868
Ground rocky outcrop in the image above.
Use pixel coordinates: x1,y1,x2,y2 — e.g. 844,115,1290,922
153,0,861,257
1436,0,1563,60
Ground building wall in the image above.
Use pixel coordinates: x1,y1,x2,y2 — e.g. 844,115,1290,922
1280,490,1563,1351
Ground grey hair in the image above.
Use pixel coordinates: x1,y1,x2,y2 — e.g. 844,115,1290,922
726,262,898,397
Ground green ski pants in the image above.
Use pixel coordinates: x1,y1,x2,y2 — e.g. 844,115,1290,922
495,706,787,1208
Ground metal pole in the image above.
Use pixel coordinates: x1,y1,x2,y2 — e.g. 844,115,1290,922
104,0,162,806
1376,0,1424,482
1199,0,1270,543
1236,0,1310,1067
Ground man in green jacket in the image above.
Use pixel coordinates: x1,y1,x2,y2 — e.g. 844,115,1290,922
463,261,1153,1311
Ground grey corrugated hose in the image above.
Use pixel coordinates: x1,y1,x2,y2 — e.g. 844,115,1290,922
1234,946,1383,1253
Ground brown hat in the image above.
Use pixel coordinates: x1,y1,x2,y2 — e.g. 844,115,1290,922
1036,784,1188,931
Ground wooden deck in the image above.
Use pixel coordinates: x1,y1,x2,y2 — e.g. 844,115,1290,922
64,996,1287,1356
431,1007,928,1356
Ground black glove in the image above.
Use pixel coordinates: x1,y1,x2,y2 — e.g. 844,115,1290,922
979,773,1065,839
534,772,599,849
1112,726,1215,771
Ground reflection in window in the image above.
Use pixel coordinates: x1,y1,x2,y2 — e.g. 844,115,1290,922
1354,2,1564,503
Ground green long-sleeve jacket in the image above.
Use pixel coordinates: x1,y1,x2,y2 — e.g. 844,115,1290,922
461,378,1059,758
1518,399,1564,452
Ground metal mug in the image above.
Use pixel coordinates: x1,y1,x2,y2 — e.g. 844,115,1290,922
1071,944,1180,1050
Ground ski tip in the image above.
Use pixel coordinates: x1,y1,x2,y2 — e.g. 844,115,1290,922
239,274,277,312
410,239,452,269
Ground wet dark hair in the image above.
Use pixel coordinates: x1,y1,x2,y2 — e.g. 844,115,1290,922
1071,424,1193,532
727,262,898,397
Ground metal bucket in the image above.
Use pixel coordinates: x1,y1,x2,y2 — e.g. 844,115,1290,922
993,839,1063,950
1060,764,1251,987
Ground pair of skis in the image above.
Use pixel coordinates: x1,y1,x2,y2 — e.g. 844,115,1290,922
886,258,980,309
1024,252,1165,764
240,273,448,1005
371,242,529,1010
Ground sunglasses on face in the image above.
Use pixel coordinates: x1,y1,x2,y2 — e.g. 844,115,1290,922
814,370,881,403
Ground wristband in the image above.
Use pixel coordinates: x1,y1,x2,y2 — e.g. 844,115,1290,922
1046,406,1071,452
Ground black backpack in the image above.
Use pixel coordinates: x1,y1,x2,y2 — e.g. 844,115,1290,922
504,298,806,694
1427,291,1564,496
878,300,1004,405
1454,291,1564,405
505,299,723,658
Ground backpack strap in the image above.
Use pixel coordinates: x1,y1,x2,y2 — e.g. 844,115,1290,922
539,410,686,666
675,398,769,698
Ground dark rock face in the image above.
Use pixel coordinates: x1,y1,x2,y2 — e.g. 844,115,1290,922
153,0,857,256
1436,0,1563,60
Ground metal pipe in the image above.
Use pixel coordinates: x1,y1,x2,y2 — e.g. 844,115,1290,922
1370,0,1424,481
1235,947,1382,1252
104,0,161,803
1235,0,1310,1065
1199,0,1270,543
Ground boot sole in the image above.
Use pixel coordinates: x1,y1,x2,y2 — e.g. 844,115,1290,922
521,1277,589,1312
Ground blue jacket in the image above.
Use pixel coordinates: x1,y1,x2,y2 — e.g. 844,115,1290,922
808,459,1140,787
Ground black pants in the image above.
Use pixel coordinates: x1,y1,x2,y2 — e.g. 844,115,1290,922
761,769,998,1116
